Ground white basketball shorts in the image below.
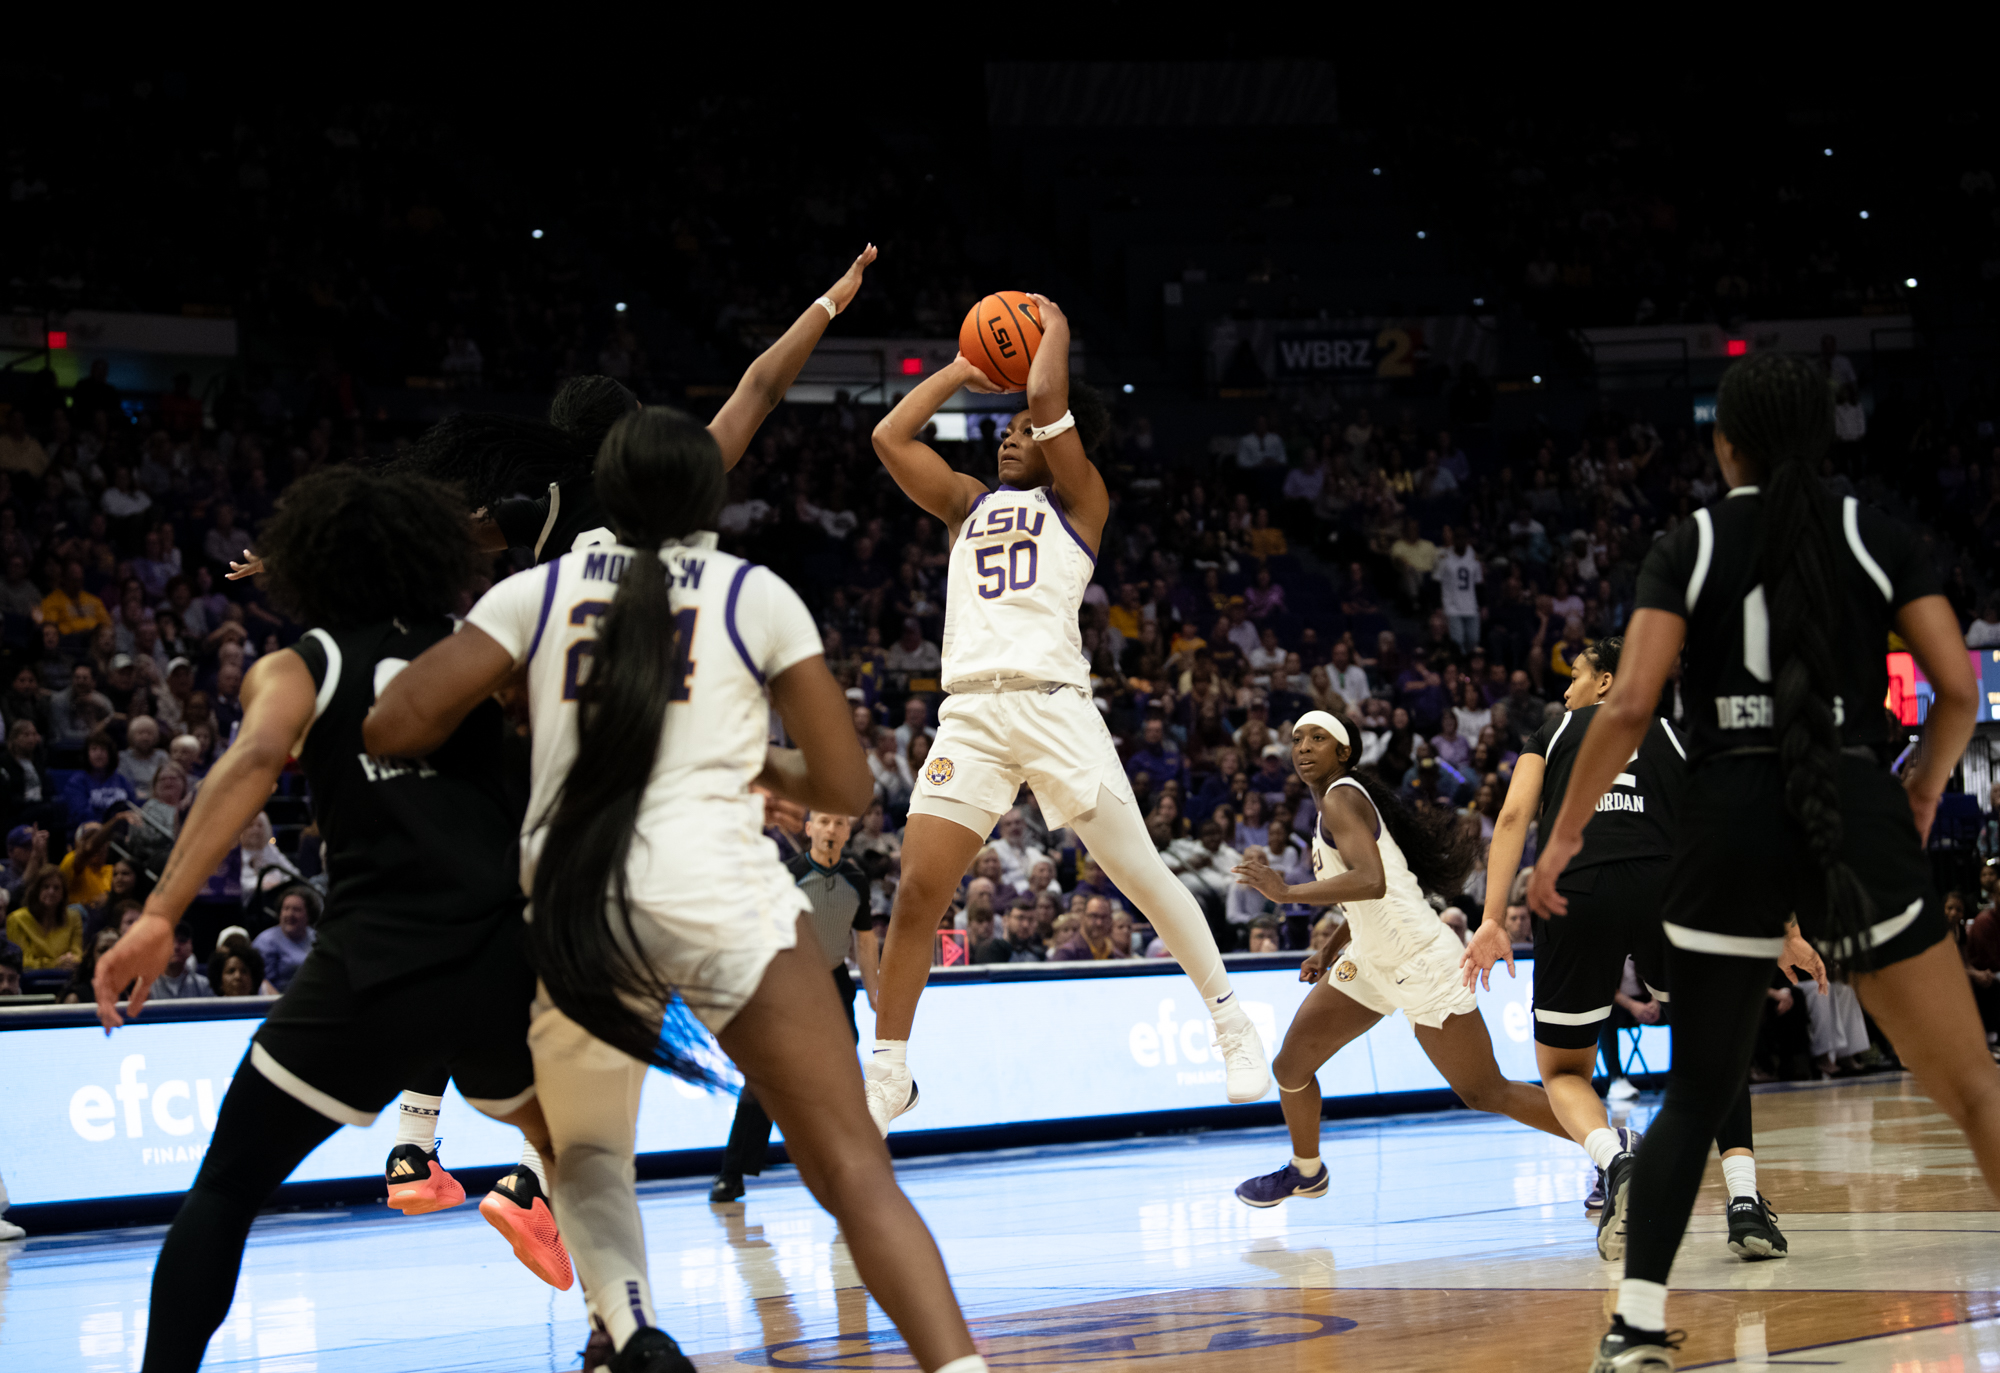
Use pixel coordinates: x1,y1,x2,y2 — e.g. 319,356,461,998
910,684,1134,835
1326,921,1478,1030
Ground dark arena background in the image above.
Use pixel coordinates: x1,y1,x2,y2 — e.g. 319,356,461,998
3,50,2000,1373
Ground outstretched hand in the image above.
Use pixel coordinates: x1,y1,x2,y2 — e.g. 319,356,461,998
1232,850,1289,902
227,549,265,581
1459,918,1516,991
1026,292,1066,332
823,244,879,316
94,914,173,1032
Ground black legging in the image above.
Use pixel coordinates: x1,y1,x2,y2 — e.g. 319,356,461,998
142,1057,341,1372
1598,996,1756,1154
1624,947,1774,1286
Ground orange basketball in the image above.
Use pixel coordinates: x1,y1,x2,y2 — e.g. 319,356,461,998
959,291,1044,390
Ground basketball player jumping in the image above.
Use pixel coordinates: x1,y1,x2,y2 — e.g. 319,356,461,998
1463,636,1821,1262
865,295,1268,1131
1230,710,1571,1206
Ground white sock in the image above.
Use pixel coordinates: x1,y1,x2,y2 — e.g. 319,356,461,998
1210,990,1247,1025
602,1276,656,1352
1616,1278,1667,1333
872,1039,908,1069
935,1357,991,1373
1292,1156,1322,1177
519,1142,548,1191
1721,1153,1757,1200
395,1092,443,1149
1583,1127,1623,1169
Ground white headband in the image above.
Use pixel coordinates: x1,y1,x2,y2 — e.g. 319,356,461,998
1295,710,1350,746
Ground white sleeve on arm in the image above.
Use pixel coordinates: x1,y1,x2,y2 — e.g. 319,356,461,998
739,566,824,682
464,562,556,666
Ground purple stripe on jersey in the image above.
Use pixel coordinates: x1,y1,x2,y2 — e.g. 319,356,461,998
1046,489,1099,563
964,487,998,526
524,560,562,664
724,562,764,685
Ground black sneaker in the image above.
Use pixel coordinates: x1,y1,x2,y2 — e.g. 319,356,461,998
708,1171,745,1204
1595,1152,1635,1261
579,1326,614,1370
1726,1192,1789,1260
1589,1317,1680,1370
609,1328,696,1373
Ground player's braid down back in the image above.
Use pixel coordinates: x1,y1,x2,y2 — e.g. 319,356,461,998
1716,353,1875,965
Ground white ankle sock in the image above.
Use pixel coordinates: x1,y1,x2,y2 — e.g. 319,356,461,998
1291,1156,1322,1177
519,1142,548,1191
1583,1127,1623,1169
603,1276,656,1351
934,1357,991,1373
395,1092,443,1149
1721,1153,1757,1200
872,1039,908,1069
1616,1278,1667,1333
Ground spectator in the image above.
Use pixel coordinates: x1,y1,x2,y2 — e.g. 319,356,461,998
61,733,139,824
1430,712,1472,771
253,889,318,993
1967,598,2000,649
48,664,106,753
0,721,59,831
893,696,934,755
867,729,913,812
61,813,131,908
41,560,112,639
62,924,129,1005
0,409,50,478
118,715,167,799
975,900,1043,963
0,556,42,620
882,617,941,684
1389,519,1439,609
1125,716,1187,791
151,922,215,999
208,942,267,998
1236,414,1284,468
1246,916,1281,953
1166,818,1241,920
990,809,1047,890
1434,526,1482,654
7,868,83,970
1108,909,1140,958
0,825,48,910
1327,640,1370,705
1052,896,1119,960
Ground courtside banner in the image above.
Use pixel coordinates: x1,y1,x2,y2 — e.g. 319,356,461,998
0,963,1667,1206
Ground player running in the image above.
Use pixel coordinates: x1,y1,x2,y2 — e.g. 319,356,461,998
1463,636,1823,1262
93,468,567,1372
865,293,1268,1133
366,407,988,1373
1230,710,1571,1207
1529,354,2000,1371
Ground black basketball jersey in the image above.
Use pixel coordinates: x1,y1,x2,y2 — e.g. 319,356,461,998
291,618,527,988
1634,487,1939,767
1522,702,1683,871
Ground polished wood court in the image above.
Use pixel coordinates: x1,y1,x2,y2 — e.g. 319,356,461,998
3,1077,1995,1371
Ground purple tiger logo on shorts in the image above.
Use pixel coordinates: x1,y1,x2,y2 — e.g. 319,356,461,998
924,757,955,786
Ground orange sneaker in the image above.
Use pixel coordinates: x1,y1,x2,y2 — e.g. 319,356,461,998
480,1166,573,1290
384,1143,466,1215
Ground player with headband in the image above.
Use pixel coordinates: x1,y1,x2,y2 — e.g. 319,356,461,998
1230,709,1572,1207
865,292,1268,1132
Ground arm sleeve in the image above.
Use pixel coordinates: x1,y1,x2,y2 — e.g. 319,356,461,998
739,567,825,681
490,494,552,551
1633,522,1699,618
465,563,558,666
1857,506,1943,608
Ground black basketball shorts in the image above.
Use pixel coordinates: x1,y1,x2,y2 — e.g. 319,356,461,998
1533,858,1671,1050
250,910,537,1126
1661,753,1944,973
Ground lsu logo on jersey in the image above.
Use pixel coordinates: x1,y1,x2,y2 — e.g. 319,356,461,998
1334,960,1358,983
923,757,955,787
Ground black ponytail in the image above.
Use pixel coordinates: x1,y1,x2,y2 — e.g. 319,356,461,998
549,375,641,455
1324,711,1482,897
390,412,592,513
529,407,729,1080
1716,353,1875,965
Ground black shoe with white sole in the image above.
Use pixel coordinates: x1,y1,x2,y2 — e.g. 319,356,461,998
1589,1318,1681,1371
1726,1192,1788,1260
1595,1152,1635,1261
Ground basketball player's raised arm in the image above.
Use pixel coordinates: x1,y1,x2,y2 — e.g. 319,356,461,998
363,625,517,759
708,244,877,471
93,650,319,1030
1528,608,1684,917
870,359,994,527
1463,752,1544,989
759,654,874,816
1896,594,1980,843
1024,294,1110,548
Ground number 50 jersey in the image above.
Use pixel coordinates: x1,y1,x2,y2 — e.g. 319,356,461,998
940,483,1097,692
1522,702,1687,873
466,532,823,908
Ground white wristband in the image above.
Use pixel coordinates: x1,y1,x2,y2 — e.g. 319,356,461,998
1030,411,1076,443
814,295,838,321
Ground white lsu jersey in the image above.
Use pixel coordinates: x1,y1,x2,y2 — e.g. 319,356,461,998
1309,777,1443,968
940,483,1096,692
466,532,822,909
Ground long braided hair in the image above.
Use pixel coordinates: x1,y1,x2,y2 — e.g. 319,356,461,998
1715,353,1875,964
